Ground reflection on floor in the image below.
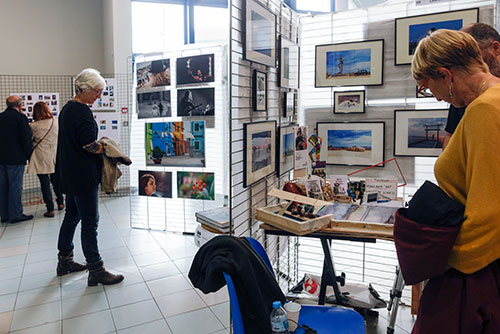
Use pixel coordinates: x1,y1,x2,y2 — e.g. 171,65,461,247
0,197,415,333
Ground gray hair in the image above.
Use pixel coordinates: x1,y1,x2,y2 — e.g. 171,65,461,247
74,68,106,95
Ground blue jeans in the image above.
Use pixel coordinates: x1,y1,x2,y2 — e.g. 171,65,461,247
0,165,25,221
57,187,102,263
37,174,63,212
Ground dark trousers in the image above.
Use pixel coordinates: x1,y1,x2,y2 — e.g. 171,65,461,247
0,164,25,221
57,187,101,263
413,258,500,334
37,173,63,212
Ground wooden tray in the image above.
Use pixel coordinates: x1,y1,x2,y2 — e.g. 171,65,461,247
326,220,394,240
256,205,332,235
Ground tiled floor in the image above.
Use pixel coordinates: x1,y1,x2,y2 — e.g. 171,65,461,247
0,197,415,333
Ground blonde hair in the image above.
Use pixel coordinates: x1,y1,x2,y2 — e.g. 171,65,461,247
74,68,106,95
412,29,488,85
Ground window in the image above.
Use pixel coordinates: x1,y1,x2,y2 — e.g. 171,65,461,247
194,5,229,44
194,140,200,150
132,2,185,54
194,122,200,132
296,0,331,12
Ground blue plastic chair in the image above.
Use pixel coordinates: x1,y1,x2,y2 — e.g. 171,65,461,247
223,237,366,334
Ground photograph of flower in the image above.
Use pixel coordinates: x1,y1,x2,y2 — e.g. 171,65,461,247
145,121,205,167
176,54,214,85
136,59,171,92
138,171,172,198
177,172,215,200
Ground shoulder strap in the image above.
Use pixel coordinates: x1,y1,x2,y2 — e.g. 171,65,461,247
33,118,54,151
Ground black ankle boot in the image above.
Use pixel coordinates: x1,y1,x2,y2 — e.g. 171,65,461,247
57,252,87,276
87,260,124,286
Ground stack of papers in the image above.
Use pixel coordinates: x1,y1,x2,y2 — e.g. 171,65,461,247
195,207,230,232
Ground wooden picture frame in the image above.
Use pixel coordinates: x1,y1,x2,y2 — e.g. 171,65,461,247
243,0,276,67
317,121,385,166
279,35,299,89
253,70,267,111
394,109,448,157
395,8,479,65
276,125,296,176
334,90,365,114
243,121,277,187
315,40,384,87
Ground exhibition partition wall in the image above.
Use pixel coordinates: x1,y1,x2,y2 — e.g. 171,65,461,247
0,74,132,206
129,44,229,233
296,0,496,302
229,0,301,288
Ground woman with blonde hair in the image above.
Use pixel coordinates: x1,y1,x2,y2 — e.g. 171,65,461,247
27,102,64,217
408,29,500,333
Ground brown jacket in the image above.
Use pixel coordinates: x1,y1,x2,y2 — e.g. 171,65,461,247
98,137,132,194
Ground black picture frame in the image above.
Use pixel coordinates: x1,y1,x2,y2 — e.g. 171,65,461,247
278,35,299,89
243,120,277,187
394,109,448,157
333,90,365,114
276,125,296,176
253,70,267,111
394,8,479,65
243,0,277,67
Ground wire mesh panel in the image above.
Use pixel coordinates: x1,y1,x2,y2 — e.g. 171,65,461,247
0,73,132,207
129,44,229,233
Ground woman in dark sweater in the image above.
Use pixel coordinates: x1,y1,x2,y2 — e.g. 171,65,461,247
56,68,123,286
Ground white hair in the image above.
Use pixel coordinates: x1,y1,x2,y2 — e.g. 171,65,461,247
74,68,106,95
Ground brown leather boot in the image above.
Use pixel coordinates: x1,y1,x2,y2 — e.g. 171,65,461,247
56,252,87,276
87,260,124,286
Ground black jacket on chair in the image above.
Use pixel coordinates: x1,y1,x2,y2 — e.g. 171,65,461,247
189,236,286,334
0,107,32,165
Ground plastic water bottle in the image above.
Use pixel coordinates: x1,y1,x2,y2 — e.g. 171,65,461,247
270,301,290,334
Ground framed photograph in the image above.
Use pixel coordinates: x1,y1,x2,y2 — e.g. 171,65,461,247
176,54,214,85
137,90,171,119
136,59,171,92
138,170,172,198
279,36,299,89
283,92,295,117
253,70,267,111
177,172,215,200
243,121,277,187
334,90,365,114
315,39,384,87
243,0,276,67
276,125,296,176
177,88,214,116
394,109,448,157
416,85,434,99
317,121,385,166
145,121,205,167
395,8,479,65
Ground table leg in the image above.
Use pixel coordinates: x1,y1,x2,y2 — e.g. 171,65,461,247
319,237,345,306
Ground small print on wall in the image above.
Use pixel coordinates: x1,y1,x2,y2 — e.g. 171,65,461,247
317,122,385,166
253,70,267,111
279,36,299,89
136,59,171,92
334,90,365,114
315,40,384,87
277,125,296,175
12,92,60,121
395,8,478,65
137,90,171,119
294,126,309,169
138,170,172,198
145,121,205,167
394,109,448,157
91,78,116,110
284,92,294,117
176,54,214,85
177,171,215,200
177,88,215,117
243,121,276,187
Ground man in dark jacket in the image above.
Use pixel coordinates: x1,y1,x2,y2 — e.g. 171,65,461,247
0,96,34,223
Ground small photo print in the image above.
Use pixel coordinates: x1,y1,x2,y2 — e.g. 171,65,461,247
138,170,172,198
177,171,215,200
100,126,106,130
112,126,118,130
177,88,214,117
136,59,171,91
137,91,171,119
112,120,118,124
176,54,215,85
